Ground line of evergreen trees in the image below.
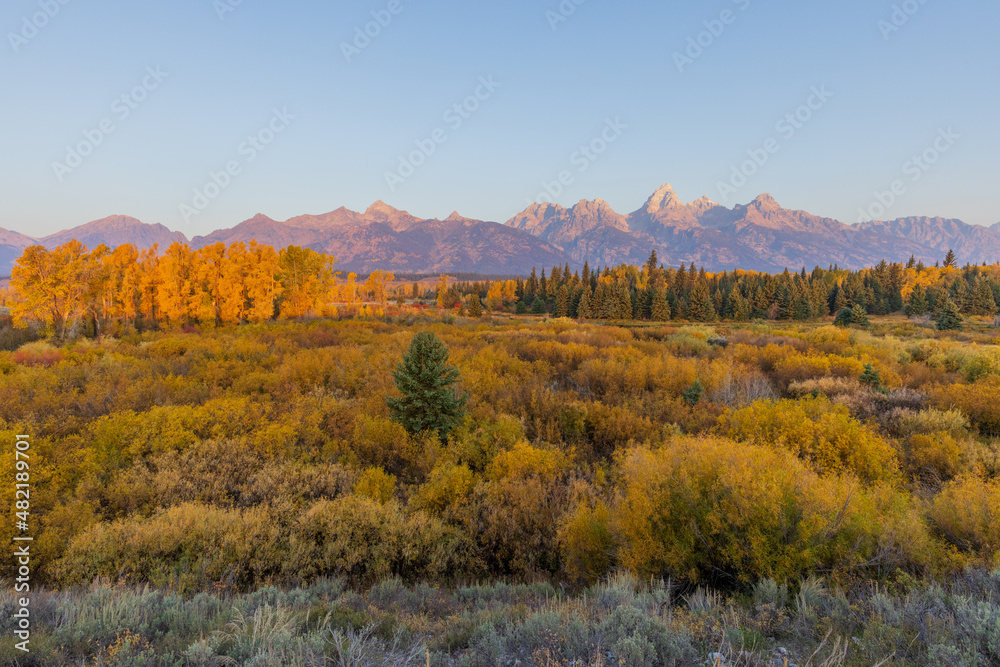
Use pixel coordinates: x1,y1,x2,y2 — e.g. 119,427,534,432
452,251,1000,323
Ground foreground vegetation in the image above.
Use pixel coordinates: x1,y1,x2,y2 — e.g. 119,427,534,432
1,312,999,663
3,569,1000,665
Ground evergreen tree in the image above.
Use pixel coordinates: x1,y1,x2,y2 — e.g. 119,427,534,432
729,285,751,321
905,284,927,316
682,380,705,406
651,289,671,321
646,250,659,274
555,285,570,317
860,363,883,392
577,287,592,319
592,283,606,317
468,294,483,318
944,249,957,268
972,277,997,316
850,303,870,327
936,299,963,331
833,285,848,313
386,332,467,438
531,296,546,314
687,283,717,322
952,277,972,312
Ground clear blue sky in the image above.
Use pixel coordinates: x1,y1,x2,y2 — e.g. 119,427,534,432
1,0,997,238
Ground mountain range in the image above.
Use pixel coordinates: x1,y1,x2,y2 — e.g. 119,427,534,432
2,185,998,276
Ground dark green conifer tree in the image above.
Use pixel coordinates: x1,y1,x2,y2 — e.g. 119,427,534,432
936,299,963,331
387,332,467,437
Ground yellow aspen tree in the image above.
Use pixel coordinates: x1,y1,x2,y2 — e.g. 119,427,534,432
278,246,336,319
218,242,249,324
137,244,162,327
157,242,198,324
11,241,87,338
364,269,395,309
80,244,111,337
246,241,281,323
196,242,228,325
106,244,140,327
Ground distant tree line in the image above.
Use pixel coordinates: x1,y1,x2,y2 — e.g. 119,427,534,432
8,239,998,338
448,250,999,327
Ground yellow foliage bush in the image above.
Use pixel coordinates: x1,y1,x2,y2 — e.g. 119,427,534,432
287,496,469,583
410,462,475,514
929,476,1000,566
721,397,900,483
931,376,1000,436
354,467,397,503
599,439,929,584
907,432,969,481
55,503,284,591
490,441,568,482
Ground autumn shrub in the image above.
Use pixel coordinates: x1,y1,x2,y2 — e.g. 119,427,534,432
834,387,928,428
906,432,970,482
559,502,615,585
705,364,777,407
409,462,475,515
0,322,40,352
591,439,924,585
354,467,397,503
931,376,1000,436
720,397,900,483
350,415,417,476
94,439,357,519
286,496,468,583
11,340,63,367
804,325,852,349
960,347,1000,382
889,407,970,439
928,476,1000,566
461,459,573,578
572,352,698,399
787,376,862,399
55,503,286,591
489,441,568,482
448,415,524,472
